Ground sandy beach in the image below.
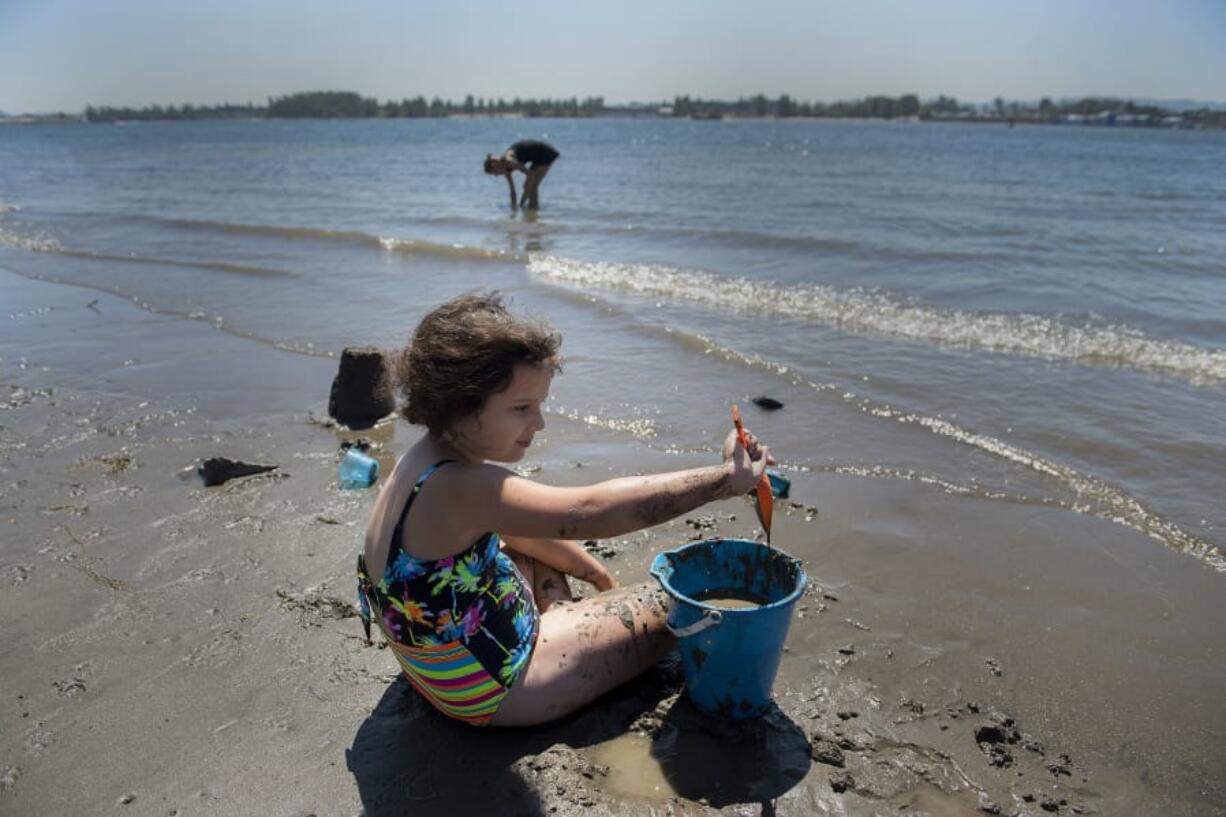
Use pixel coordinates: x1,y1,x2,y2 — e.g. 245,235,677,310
1,269,1224,817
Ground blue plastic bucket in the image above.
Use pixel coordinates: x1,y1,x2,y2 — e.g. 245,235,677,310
650,538,806,719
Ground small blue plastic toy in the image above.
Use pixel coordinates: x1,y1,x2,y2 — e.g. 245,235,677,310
339,449,379,489
766,468,790,499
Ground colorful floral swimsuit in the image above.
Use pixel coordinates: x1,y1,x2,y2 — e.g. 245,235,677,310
356,460,539,725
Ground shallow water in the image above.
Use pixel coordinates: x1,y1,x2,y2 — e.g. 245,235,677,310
690,589,767,609
586,733,679,802
0,117,1222,570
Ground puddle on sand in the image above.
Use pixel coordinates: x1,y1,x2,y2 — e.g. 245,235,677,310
584,712,811,806
586,733,679,802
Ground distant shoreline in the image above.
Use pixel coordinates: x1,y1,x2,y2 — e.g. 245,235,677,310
5,89,1223,129
2,113,1219,130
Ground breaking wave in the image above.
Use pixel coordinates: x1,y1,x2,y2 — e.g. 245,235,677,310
162,218,522,262
527,255,1226,384
669,327,1225,571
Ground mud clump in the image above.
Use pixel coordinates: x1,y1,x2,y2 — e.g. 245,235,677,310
583,539,619,559
974,709,1022,768
829,770,855,793
809,736,845,767
512,745,607,810
276,587,358,625
198,457,278,487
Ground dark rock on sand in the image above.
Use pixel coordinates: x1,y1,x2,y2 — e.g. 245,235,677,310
975,710,1021,745
975,723,1010,745
684,514,719,531
328,346,394,427
975,710,1022,768
1047,753,1073,776
752,396,784,410
197,457,278,487
582,540,619,559
829,770,855,793
809,737,845,767
984,744,1013,767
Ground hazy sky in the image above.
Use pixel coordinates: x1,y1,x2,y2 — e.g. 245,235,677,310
2,0,1224,113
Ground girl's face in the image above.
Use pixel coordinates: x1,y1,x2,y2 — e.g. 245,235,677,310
450,363,552,463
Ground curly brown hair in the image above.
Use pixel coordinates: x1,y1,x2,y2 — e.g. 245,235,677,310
394,292,561,436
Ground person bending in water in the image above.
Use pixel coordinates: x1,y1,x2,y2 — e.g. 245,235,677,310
483,139,559,210
356,292,771,726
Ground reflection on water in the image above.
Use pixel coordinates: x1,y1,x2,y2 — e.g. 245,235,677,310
505,209,550,255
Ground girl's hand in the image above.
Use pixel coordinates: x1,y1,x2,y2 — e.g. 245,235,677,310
724,429,772,496
723,428,775,463
579,563,618,592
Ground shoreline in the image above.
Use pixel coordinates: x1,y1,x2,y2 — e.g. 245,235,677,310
2,270,1224,815
4,114,1222,130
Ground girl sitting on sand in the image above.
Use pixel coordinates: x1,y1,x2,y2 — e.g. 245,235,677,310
357,292,770,726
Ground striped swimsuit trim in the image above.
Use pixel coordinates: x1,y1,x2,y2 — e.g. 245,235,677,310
386,639,508,724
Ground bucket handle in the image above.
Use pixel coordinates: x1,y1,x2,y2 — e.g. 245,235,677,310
666,609,723,638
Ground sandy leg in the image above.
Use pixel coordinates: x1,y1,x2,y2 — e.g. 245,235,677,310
489,582,673,726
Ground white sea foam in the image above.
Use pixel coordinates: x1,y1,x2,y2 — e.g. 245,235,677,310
0,224,63,253
866,403,1225,571
528,255,1226,384
379,236,524,262
548,405,657,439
675,328,1224,571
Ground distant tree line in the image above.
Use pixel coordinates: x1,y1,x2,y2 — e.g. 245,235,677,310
68,90,1224,128
265,91,609,118
81,91,610,122
84,102,262,122
671,93,923,119
668,93,1222,126
962,95,1224,127
267,91,378,118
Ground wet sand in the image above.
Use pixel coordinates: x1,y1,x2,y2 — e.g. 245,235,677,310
2,270,1224,816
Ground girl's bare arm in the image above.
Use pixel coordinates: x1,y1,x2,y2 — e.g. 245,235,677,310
500,535,616,590
445,440,768,542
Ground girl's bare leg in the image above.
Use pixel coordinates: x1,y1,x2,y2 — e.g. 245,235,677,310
488,582,674,726
506,550,574,612
531,559,575,611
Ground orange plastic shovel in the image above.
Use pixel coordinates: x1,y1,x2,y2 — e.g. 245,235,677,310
731,404,773,545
